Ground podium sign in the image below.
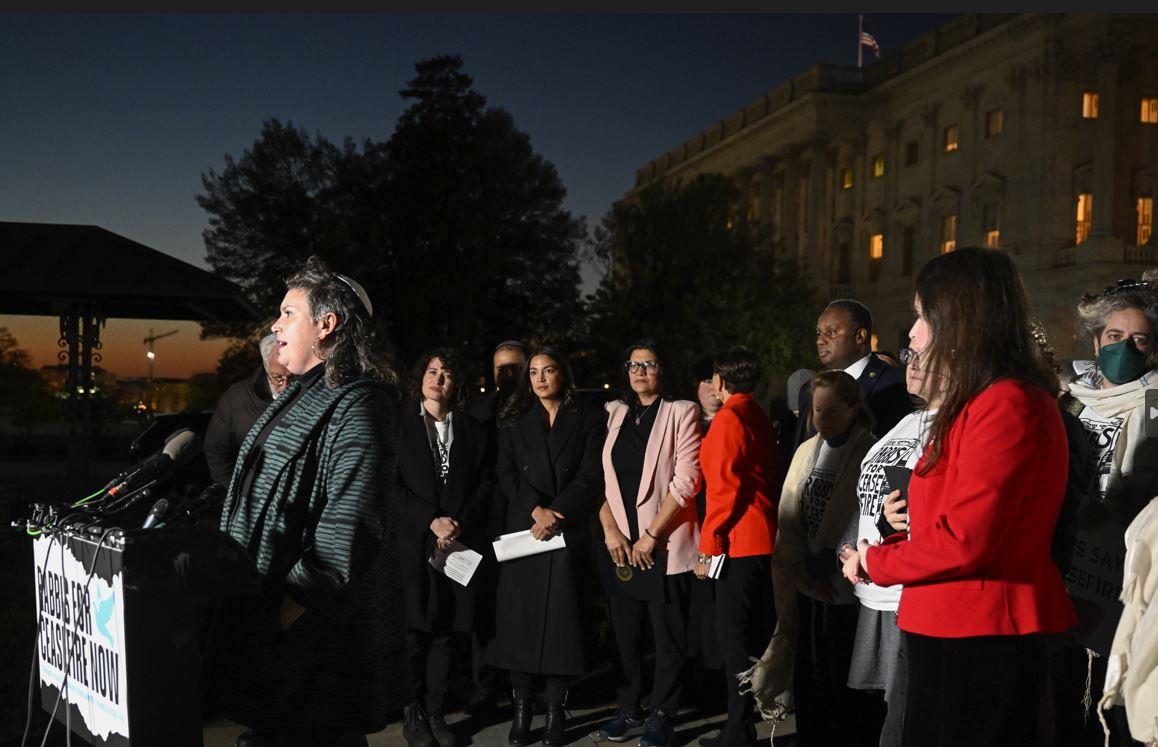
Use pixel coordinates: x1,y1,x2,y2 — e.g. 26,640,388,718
33,532,131,745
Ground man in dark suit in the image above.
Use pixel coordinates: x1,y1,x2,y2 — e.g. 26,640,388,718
791,299,913,454
204,334,292,487
463,340,528,714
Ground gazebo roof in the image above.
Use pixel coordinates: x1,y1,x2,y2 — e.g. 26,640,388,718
0,221,259,322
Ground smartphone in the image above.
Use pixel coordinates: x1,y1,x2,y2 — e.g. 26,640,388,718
882,466,912,515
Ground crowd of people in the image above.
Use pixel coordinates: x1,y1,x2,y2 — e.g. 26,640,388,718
202,249,1158,747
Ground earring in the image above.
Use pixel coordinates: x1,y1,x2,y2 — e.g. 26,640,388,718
311,339,328,362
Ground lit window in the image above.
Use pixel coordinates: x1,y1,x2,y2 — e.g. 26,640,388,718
943,125,959,153
869,233,884,259
904,140,919,167
1083,92,1099,119
841,167,853,190
872,154,885,178
1142,98,1158,124
1139,197,1153,245
983,203,1000,248
985,108,1004,137
1076,193,1093,245
940,214,957,254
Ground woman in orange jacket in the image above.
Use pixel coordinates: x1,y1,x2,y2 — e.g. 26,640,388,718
694,346,782,747
842,248,1077,746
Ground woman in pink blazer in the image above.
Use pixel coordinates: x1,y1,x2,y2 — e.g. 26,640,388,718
592,339,702,747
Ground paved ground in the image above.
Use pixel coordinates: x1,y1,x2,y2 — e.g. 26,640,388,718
204,707,796,747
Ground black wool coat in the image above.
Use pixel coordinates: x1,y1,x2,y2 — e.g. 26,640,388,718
487,401,605,677
216,374,409,734
395,402,495,633
204,364,273,487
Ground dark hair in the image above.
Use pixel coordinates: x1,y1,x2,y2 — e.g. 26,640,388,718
687,355,714,384
493,339,529,358
499,346,577,423
825,298,874,338
810,369,874,434
915,247,1057,473
713,346,761,394
285,255,399,389
409,347,468,411
618,338,679,405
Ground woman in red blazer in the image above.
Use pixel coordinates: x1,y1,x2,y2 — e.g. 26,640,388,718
694,346,781,747
842,248,1077,746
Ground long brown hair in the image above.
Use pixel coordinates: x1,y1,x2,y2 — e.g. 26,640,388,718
915,248,1057,473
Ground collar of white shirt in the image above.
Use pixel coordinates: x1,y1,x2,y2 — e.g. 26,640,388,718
843,354,872,381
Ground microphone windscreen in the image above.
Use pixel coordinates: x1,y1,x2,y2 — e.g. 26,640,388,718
162,429,202,465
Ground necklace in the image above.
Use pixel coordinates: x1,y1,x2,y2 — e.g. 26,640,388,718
634,398,659,426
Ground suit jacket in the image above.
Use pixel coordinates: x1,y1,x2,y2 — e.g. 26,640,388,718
792,354,913,454
489,401,605,676
865,379,1078,638
396,403,495,632
204,364,273,486
602,399,703,574
217,374,408,732
699,392,781,558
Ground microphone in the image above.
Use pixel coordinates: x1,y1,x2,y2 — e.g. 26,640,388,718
141,498,170,529
162,483,227,527
105,429,202,498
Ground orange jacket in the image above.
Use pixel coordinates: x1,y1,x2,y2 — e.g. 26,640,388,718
865,379,1078,638
699,393,782,558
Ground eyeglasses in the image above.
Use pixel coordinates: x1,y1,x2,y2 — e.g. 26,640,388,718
624,360,660,374
898,348,919,366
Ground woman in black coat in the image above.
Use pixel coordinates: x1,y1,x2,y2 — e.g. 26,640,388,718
489,346,605,746
396,348,495,747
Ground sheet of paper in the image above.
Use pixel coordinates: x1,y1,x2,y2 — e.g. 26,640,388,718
492,529,567,562
428,539,484,587
708,553,726,580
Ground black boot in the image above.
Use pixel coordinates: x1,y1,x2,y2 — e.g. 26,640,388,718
542,701,566,747
508,696,533,746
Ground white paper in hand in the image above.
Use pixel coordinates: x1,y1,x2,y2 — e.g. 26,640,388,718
492,529,567,562
429,540,484,587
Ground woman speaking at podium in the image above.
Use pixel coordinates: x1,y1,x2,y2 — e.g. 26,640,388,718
217,255,408,746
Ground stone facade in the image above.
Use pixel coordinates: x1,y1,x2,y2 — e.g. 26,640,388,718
629,13,1158,360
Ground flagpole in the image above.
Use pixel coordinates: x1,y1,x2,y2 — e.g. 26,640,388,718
858,14,863,69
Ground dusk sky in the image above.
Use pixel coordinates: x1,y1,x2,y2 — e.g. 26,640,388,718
0,12,955,379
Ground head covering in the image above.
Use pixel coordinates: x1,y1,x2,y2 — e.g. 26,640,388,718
786,368,815,412
335,273,373,318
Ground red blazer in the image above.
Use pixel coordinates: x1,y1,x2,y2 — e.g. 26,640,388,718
699,392,781,558
865,378,1078,638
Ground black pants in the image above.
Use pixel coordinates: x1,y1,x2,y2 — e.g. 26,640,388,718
904,631,1046,747
609,571,692,712
511,671,569,705
793,595,885,746
714,554,775,746
407,630,454,717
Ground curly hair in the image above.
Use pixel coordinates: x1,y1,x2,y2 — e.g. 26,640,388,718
408,347,468,411
1075,282,1158,343
284,255,399,390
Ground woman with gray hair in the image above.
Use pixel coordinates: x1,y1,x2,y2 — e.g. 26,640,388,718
216,255,408,746
1067,278,1158,523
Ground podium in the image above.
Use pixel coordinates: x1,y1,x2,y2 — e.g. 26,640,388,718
30,518,258,746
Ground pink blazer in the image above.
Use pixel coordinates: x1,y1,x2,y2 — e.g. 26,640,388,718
602,399,703,574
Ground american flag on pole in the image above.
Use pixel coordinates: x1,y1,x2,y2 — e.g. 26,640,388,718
860,29,880,58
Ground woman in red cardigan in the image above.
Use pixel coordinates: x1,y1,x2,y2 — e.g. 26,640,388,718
842,248,1077,746
694,346,781,747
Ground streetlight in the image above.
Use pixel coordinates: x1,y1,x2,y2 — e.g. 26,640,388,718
143,328,178,384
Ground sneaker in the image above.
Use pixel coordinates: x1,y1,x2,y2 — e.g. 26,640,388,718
428,714,458,747
403,704,437,747
639,709,674,747
591,708,646,742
